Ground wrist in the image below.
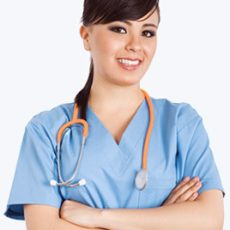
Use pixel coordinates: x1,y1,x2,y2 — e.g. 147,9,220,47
96,208,112,229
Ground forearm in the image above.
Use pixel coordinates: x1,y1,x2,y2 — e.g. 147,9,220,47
56,217,106,230
98,201,219,230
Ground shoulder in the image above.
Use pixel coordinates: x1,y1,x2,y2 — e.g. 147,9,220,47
150,96,202,132
25,102,75,145
28,102,74,127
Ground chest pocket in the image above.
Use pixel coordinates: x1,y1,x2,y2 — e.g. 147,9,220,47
138,175,176,208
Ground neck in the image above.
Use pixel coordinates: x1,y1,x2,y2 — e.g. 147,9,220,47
88,82,145,112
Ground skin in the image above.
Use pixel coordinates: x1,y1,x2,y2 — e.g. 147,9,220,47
60,177,202,228
80,9,159,112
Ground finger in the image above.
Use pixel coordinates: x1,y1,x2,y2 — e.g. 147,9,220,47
176,181,202,203
168,177,199,203
173,176,191,193
188,192,199,201
174,176,200,196
162,177,200,206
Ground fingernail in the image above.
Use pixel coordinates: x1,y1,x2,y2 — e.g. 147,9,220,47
193,192,198,197
184,176,190,181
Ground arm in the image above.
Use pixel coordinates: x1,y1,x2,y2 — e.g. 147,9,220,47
24,204,107,230
99,190,224,230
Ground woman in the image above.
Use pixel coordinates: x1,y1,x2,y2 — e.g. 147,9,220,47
5,0,225,229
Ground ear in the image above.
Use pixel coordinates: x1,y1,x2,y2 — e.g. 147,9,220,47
79,25,91,51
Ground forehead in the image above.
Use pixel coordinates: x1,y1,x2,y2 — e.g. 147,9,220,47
135,9,159,25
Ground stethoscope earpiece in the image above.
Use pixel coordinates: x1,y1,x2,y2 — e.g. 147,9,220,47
50,179,58,186
50,178,87,187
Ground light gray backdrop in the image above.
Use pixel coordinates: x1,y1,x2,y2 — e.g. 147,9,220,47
0,0,229,229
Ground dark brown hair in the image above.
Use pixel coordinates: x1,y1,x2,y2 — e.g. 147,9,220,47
75,0,160,120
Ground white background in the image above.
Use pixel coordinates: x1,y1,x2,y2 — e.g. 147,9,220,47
0,0,229,229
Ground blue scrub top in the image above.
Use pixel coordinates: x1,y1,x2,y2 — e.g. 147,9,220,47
4,96,225,220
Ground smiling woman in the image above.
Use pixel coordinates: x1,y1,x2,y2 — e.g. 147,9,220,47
76,4,160,112
4,0,225,230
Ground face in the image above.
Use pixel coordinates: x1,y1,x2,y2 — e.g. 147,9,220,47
80,10,159,87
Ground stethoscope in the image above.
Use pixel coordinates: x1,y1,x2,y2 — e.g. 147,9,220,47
50,88,154,190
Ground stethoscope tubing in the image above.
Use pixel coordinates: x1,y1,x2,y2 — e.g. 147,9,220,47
57,137,86,187
50,89,154,190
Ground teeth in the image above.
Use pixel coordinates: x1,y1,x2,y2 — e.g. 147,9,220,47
118,59,140,66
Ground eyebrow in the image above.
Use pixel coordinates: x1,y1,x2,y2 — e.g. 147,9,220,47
122,20,158,29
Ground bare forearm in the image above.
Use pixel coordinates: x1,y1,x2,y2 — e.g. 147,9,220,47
99,201,219,230
55,218,106,230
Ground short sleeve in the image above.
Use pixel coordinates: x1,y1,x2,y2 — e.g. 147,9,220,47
176,104,225,198
4,120,63,220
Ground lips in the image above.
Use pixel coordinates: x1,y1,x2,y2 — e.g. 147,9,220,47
116,58,142,71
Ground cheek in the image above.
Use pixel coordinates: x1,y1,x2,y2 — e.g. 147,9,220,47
143,41,157,64
93,36,123,59
146,40,157,56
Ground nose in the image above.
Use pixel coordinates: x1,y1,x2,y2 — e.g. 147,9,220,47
125,34,142,52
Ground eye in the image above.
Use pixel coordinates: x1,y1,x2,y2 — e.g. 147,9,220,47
108,25,156,38
143,30,156,38
109,26,127,34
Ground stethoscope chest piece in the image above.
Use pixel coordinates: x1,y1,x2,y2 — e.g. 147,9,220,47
135,169,148,190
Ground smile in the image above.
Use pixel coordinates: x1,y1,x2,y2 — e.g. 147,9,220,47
117,58,142,71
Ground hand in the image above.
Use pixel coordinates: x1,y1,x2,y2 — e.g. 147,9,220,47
162,176,202,206
60,200,102,228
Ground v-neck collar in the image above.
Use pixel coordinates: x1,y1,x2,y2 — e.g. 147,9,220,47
86,98,149,154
